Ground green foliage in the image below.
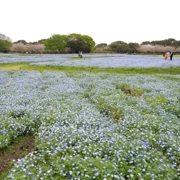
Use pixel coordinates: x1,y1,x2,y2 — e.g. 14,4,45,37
67,33,95,53
95,43,107,48
96,99,124,121
109,41,130,53
9,110,28,119
141,41,151,45
13,40,27,44
116,83,144,96
37,39,47,44
142,38,180,49
94,43,108,53
45,34,68,52
108,41,140,53
84,90,124,121
128,42,140,53
1,63,180,75
71,57,83,60
44,33,95,53
0,39,12,53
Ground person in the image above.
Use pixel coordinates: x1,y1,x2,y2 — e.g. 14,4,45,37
78,50,83,58
164,53,168,60
170,52,173,60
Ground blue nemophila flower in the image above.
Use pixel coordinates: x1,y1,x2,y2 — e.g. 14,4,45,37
27,54,180,68
0,70,179,179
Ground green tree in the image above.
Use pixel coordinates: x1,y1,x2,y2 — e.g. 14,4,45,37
67,33,95,53
37,39,47,44
176,41,180,47
150,38,178,47
0,39,12,52
141,41,151,45
82,35,95,52
95,43,107,48
45,34,68,53
109,41,129,53
95,43,108,53
14,40,27,44
67,34,82,53
128,42,139,53
0,33,12,52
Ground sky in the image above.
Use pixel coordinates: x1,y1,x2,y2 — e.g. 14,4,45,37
1,0,180,45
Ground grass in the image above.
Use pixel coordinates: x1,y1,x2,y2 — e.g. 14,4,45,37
115,83,144,96
0,63,29,71
0,63,180,74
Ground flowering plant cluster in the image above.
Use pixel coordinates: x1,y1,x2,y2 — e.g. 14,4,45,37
0,53,180,68
43,55,180,68
0,70,179,179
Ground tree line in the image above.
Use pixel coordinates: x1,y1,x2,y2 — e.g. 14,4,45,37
0,33,180,54
0,33,95,53
141,38,180,48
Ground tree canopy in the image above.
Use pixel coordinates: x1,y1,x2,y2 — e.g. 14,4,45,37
67,33,95,53
0,33,12,52
14,40,27,44
44,33,95,53
45,34,68,53
141,38,180,49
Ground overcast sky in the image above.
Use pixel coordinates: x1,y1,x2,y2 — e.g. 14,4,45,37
1,0,179,45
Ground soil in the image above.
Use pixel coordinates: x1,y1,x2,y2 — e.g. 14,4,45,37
0,135,35,175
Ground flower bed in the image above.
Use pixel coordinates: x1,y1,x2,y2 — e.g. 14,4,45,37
0,70,179,179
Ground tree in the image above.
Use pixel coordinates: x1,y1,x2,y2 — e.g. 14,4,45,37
14,40,27,44
95,43,107,48
117,44,130,53
67,33,95,53
67,34,83,53
37,39,47,44
0,39,12,52
150,38,178,47
82,35,95,52
95,43,108,53
128,42,139,53
45,34,68,53
141,41,151,45
0,33,11,41
0,33,12,52
109,41,129,53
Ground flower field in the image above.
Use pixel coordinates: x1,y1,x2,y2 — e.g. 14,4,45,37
31,54,180,68
0,61,179,179
0,53,180,68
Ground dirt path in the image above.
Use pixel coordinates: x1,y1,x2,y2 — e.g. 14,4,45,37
0,135,35,175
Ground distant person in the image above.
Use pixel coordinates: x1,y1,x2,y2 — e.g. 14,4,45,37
164,53,168,60
170,52,173,60
78,50,83,58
